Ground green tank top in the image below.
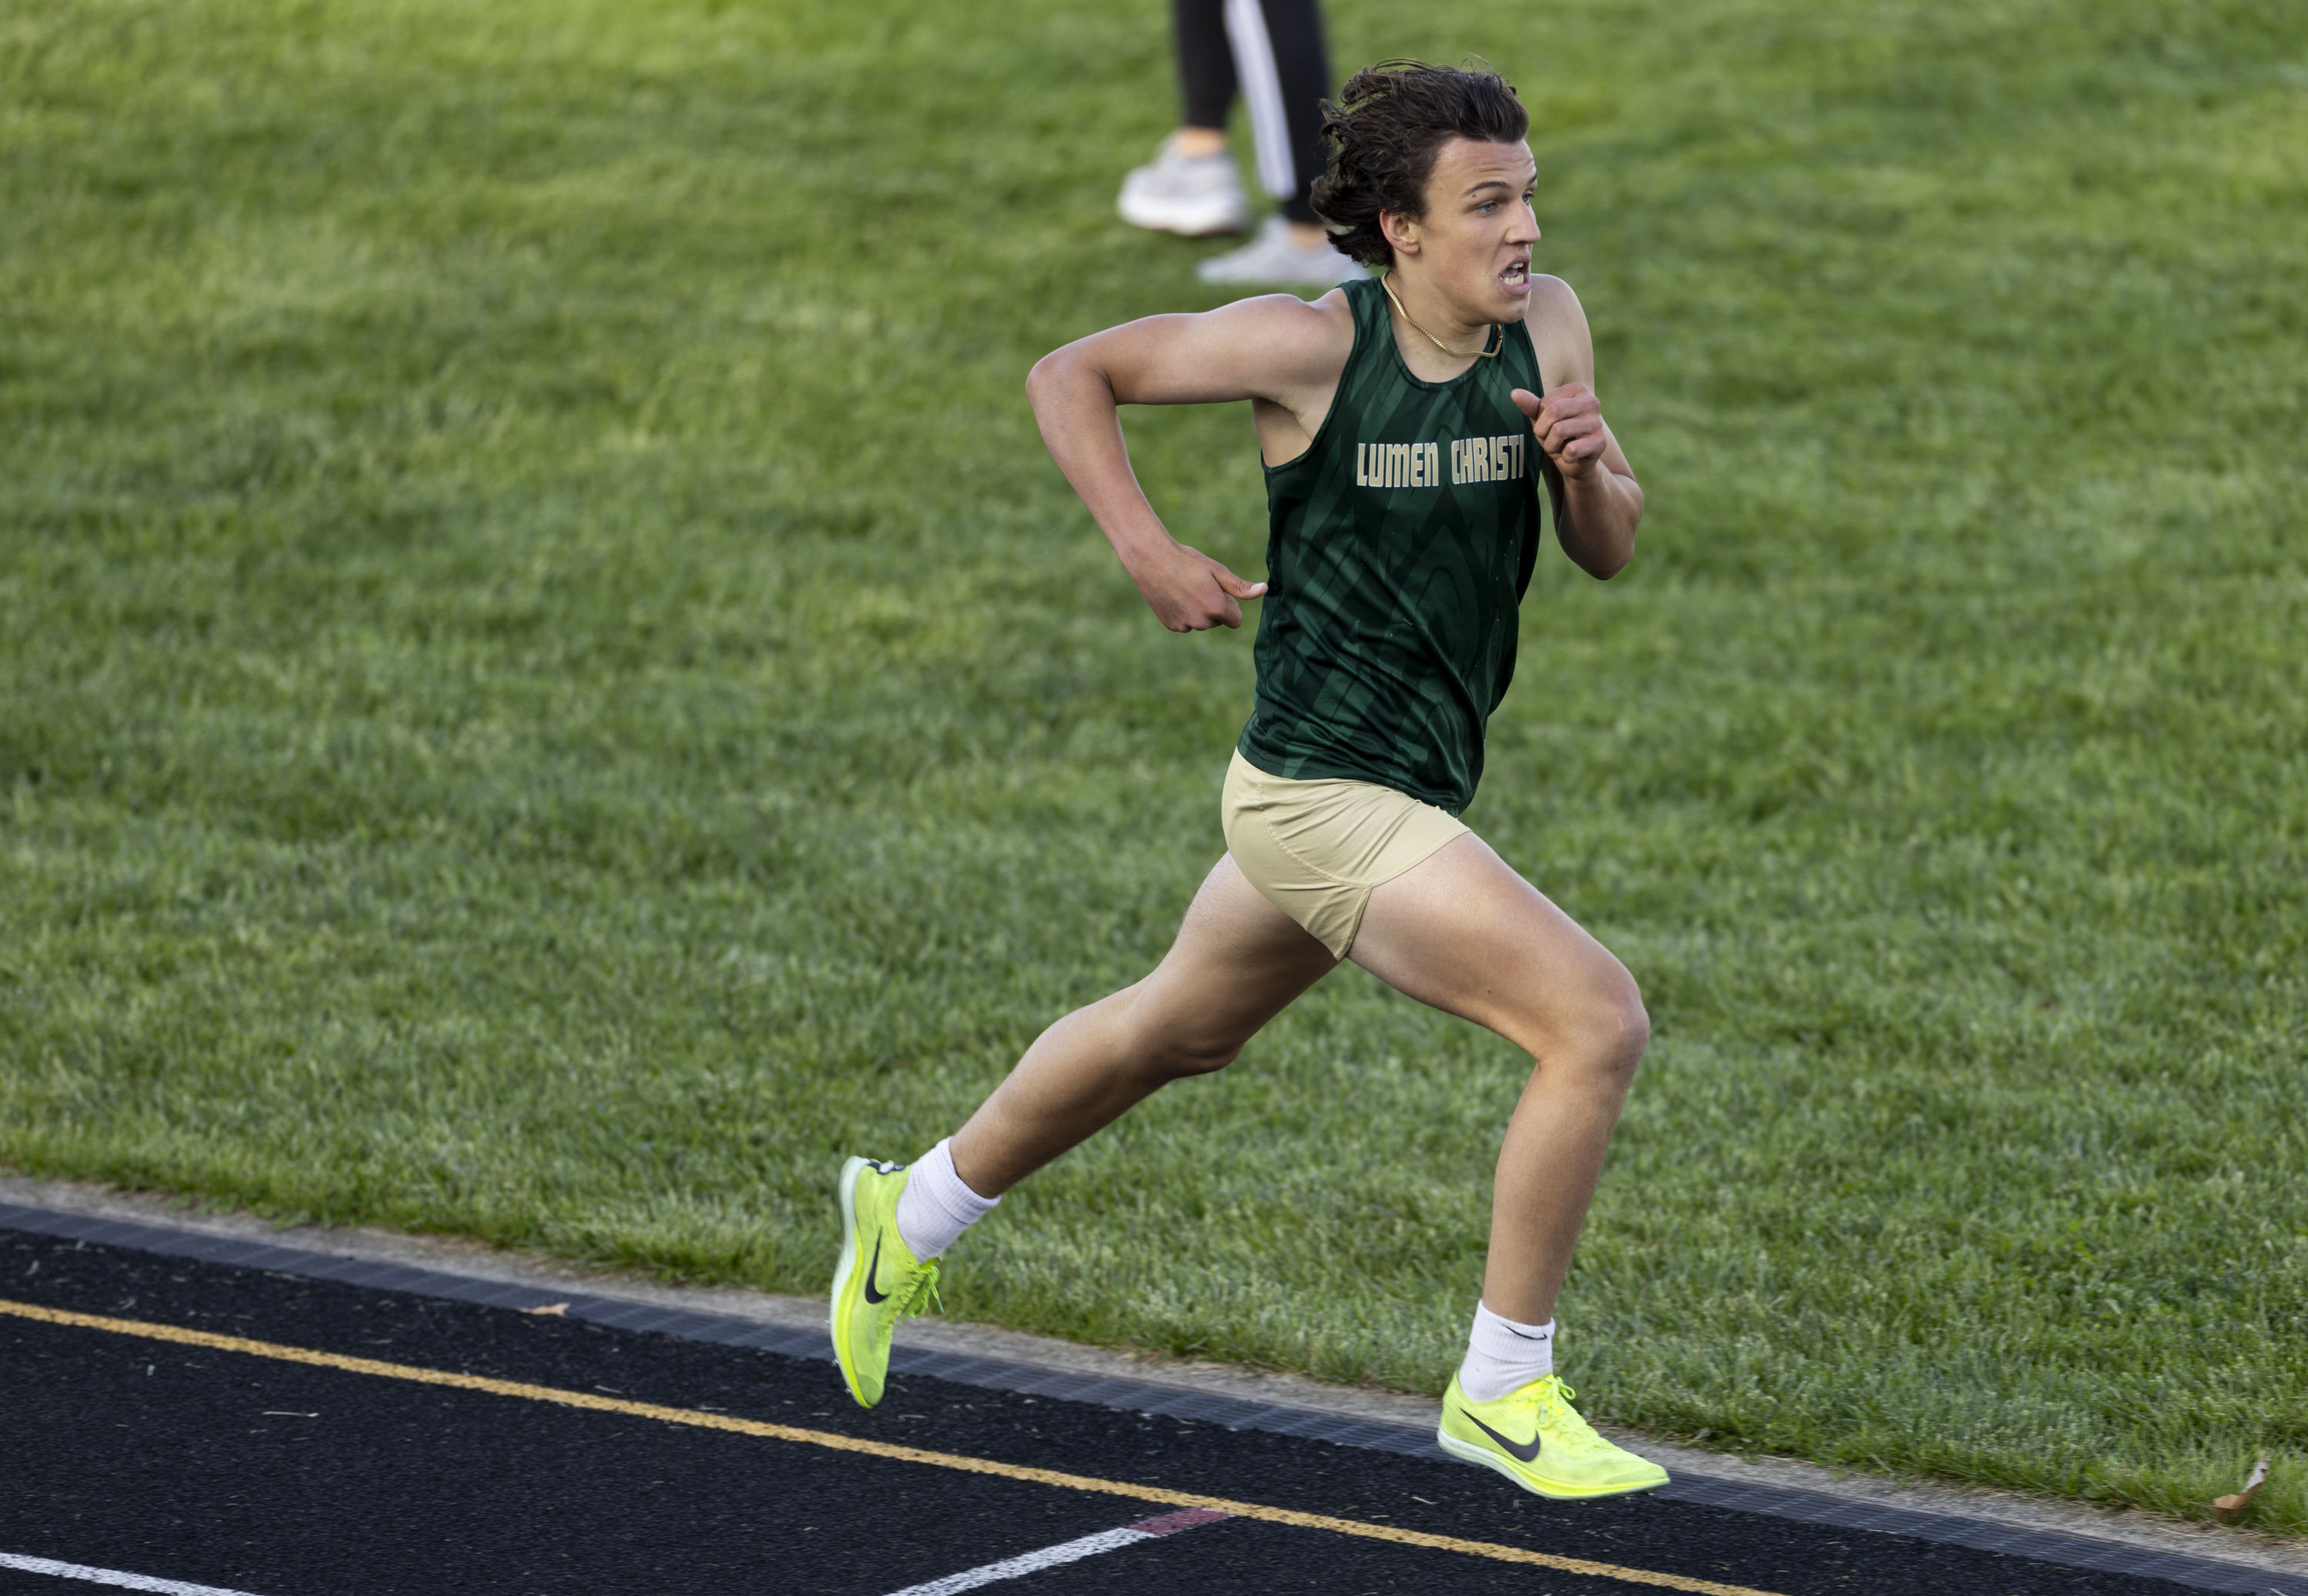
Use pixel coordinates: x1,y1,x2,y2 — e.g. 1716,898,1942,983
1236,274,1558,815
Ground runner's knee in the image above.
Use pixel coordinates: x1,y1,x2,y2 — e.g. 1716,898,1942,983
1112,996,1256,1084
1596,985,1650,1074
1536,965,1649,1082
1139,1031,1248,1079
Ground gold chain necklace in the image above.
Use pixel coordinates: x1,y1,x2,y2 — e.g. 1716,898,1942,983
1381,275,1501,360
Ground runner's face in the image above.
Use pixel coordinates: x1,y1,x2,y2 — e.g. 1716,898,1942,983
1398,138,1541,323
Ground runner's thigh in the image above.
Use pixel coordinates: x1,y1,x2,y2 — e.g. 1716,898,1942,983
1127,853,1339,1058
1349,834,1642,1059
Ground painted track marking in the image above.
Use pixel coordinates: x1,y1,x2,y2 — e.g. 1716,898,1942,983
0,1551,271,1595
0,1296,1783,1596
882,1506,1228,1595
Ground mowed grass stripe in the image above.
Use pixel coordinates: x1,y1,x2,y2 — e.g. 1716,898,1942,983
0,1297,1779,1596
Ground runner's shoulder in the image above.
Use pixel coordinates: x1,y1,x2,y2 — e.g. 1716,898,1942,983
1523,273,1588,333
1521,275,1595,384
1196,286,1358,385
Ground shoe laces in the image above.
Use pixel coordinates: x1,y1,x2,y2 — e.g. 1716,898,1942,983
892,1257,942,1320
1525,1377,1609,1451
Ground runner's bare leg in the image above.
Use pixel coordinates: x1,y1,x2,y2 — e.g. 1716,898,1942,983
1351,835,1649,1326
949,834,1644,1325
949,855,1337,1196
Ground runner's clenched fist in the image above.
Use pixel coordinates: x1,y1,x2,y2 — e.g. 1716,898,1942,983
1126,541,1268,632
1512,383,1612,478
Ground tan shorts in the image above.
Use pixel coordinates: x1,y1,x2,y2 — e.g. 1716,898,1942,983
1220,748,1470,959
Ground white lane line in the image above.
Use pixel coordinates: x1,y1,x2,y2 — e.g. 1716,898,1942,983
882,1506,1230,1596
0,1553,272,1596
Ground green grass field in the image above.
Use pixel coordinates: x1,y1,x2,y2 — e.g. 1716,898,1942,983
5,0,2305,1533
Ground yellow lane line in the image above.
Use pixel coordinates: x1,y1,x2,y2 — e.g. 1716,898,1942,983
0,1296,1780,1596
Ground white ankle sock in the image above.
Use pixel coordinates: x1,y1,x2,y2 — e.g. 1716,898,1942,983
893,1138,999,1260
1456,1301,1556,1402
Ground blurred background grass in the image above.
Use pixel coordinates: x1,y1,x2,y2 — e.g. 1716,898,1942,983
2,0,2304,1531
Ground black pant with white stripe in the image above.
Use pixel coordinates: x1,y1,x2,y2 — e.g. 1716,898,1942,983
1174,0,1332,225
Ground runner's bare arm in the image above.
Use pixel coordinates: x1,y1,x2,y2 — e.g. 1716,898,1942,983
1026,294,1353,631
1515,275,1643,580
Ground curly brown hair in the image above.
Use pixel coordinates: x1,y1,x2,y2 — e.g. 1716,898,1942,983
1310,61,1529,269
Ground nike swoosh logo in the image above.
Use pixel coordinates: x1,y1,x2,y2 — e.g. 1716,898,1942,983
1463,1409,1543,1463
861,1233,890,1304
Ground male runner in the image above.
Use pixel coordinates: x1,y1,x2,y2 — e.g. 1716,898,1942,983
832,60,1667,1500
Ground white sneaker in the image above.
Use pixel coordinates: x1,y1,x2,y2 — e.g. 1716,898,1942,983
1118,136,1249,237
1196,216,1369,288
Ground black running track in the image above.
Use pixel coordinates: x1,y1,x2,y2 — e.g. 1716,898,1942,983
0,1213,2288,1596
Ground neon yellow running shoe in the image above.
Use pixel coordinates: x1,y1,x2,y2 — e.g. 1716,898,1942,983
1437,1374,1669,1500
830,1156,942,1408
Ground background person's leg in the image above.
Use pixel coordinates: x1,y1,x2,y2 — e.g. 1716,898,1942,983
1224,0,1330,230
1349,835,1650,1328
1192,0,1361,284
1116,0,1249,234
1176,0,1236,143
947,854,1336,1198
